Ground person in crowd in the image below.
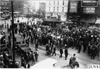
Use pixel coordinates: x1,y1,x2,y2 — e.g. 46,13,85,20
52,45,56,56
21,57,26,68
14,61,19,68
31,51,35,64
26,63,30,68
45,44,50,55
23,33,25,39
59,48,63,58
91,45,96,60
64,48,68,60
69,54,76,66
87,43,92,56
78,41,82,53
35,39,38,51
34,50,39,62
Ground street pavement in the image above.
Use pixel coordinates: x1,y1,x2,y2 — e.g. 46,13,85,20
29,45,87,69
15,34,100,69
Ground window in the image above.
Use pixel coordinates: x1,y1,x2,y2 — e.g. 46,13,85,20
57,7,59,12
62,7,64,12
63,1,64,5
49,1,50,5
54,1,55,5
55,7,57,12
54,7,55,12
49,7,50,12
57,1,59,5
55,1,57,5
59,7,62,12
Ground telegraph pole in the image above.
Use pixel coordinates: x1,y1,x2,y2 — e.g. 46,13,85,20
11,0,15,67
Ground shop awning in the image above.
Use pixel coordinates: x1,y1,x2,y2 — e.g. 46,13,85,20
95,18,100,24
80,18,96,23
44,18,62,23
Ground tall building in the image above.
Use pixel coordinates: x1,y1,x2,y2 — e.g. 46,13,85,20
45,0,68,21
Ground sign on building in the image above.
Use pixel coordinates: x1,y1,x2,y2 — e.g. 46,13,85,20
83,7,95,14
81,0,98,7
69,1,78,13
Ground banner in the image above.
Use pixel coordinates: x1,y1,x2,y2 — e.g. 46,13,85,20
69,1,77,13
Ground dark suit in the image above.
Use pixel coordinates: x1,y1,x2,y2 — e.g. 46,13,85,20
59,49,63,58
65,49,68,60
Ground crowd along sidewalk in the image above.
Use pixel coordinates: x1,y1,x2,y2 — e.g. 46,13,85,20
29,44,99,65
29,45,86,69
15,33,99,66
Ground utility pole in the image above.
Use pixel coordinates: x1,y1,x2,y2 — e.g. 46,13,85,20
11,0,15,67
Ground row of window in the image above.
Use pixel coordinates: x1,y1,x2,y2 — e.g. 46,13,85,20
0,1,9,6
0,7,9,10
49,0,68,6
48,7,67,12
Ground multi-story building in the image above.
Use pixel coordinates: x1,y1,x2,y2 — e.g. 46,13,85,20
45,0,68,21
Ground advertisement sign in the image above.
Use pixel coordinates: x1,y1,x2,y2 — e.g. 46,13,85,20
83,7,95,14
81,0,98,7
70,1,77,13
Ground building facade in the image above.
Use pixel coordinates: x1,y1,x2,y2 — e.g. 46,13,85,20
67,0,98,24
80,0,98,24
45,0,68,21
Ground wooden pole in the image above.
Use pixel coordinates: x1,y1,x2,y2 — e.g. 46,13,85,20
11,0,15,67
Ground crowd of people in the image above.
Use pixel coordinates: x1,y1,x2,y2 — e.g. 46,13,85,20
0,17,100,68
0,23,39,68
17,20,100,60
0,33,39,68
16,19,100,60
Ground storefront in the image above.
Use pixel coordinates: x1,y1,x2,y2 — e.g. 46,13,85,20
80,0,98,24
57,12,66,21
45,12,67,21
